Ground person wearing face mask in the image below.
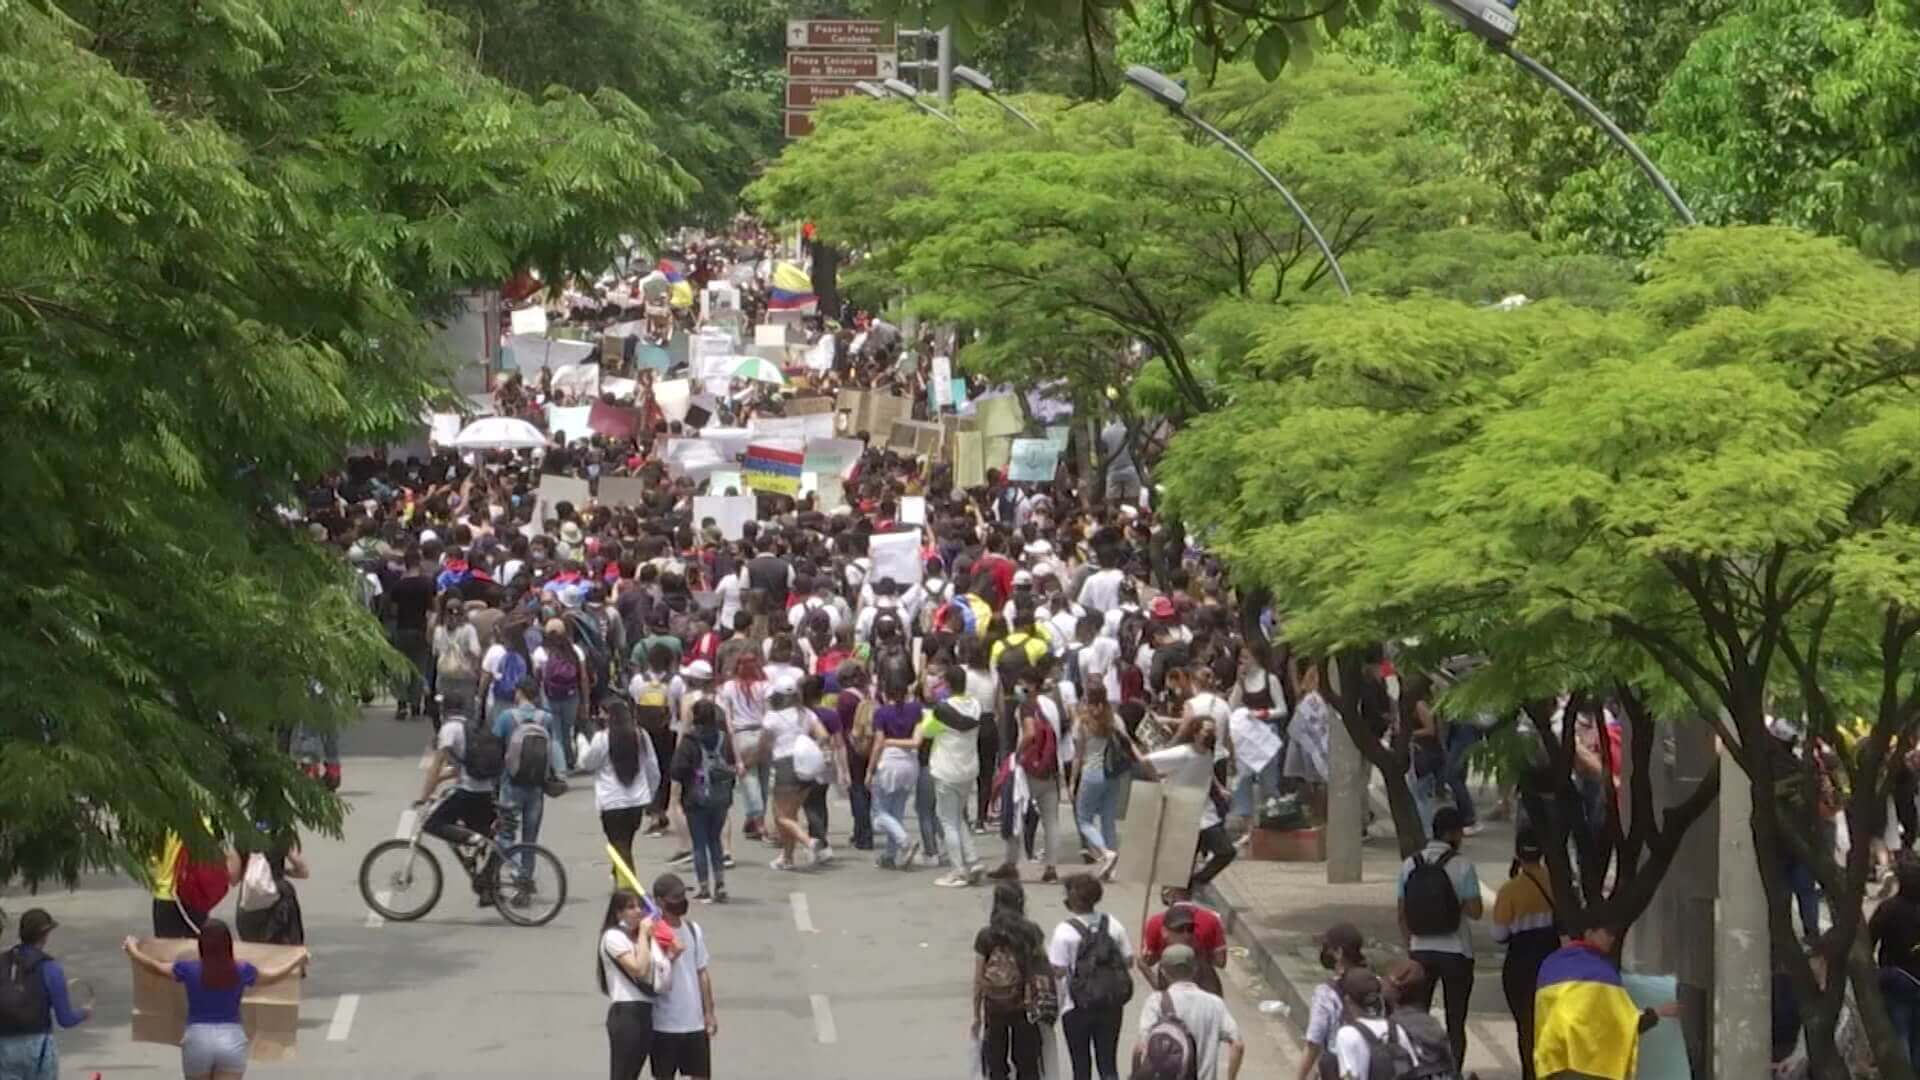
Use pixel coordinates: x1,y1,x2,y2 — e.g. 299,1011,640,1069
1297,924,1368,1080
759,677,832,871
597,889,679,1080
647,874,718,1080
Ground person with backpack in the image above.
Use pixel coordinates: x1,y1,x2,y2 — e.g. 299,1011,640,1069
479,620,533,725
490,683,557,904
535,617,590,773
630,643,681,839
582,706,662,888
0,909,90,1080
1048,874,1134,1080
1135,944,1246,1080
1396,806,1484,1069
1071,685,1137,882
987,664,1066,883
432,596,484,714
417,700,506,905
973,880,1049,1080
671,700,738,902
1331,967,1429,1080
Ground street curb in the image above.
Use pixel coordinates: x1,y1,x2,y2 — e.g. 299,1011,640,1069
1199,872,1313,1037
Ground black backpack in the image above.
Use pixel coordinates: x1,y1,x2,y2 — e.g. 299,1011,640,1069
0,947,50,1036
459,714,506,782
1402,850,1462,937
566,609,615,695
1068,915,1135,1012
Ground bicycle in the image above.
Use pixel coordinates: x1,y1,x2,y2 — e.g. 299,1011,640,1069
358,789,568,927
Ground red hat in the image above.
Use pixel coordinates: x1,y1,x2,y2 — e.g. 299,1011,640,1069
1149,596,1177,621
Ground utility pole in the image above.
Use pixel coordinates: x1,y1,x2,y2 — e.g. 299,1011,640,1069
898,25,953,105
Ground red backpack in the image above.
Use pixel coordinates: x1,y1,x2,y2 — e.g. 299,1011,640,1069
174,848,231,916
1016,704,1059,778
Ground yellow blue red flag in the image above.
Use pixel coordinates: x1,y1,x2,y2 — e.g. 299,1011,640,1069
1534,942,1644,1080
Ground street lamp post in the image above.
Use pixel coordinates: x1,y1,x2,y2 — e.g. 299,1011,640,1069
951,66,1042,131
1426,0,1697,225
881,77,964,132
1122,65,1352,298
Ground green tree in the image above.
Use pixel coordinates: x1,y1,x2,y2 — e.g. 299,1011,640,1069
1163,225,1920,1079
0,0,684,889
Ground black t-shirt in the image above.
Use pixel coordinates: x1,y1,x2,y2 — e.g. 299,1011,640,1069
747,554,790,595
389,574,436,633
615,588,652,643
1872,894,1920,978
973,919,1045,970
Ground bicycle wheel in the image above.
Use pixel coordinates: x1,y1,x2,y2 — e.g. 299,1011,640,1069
359,840,443,922
488,843,568,927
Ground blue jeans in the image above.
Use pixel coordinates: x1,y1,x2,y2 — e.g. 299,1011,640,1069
916,768,943,854
1883,968,1920,1065
499,782,543,880
687,804,727,890
735,753,770,823
544,695,578,770
1076,763,1124,852
1444,726,1481,825
1230,757,1279,818
874,783,913,863
1410,764,1443,837
1783,854,1821,939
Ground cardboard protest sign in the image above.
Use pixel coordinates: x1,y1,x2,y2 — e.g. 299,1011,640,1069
1006,438,1059,483
428,413,463,446
692,495,756,541
889,418,943,457
787,395,835,416
952,431,987,489
751,413,836,442
974,394,1025,438
755,324,790,348
505,334,593,372
587,402,642,440
653,379,692,423
132,939,304,1061
551,361,600,399
811,473,846,513
536,475,591,509
803,436,865,479
706,470,745,495
699,427,754,462
598,476,648,507
509,306,548,336
899,495,927,526
1112,781,1208,889
743,443,804,496
600,334,625,366
663,439,727,480
601,376,638,401
869,530,923,586
1043,425,1072,454
837,390,912,440
547,405,595,446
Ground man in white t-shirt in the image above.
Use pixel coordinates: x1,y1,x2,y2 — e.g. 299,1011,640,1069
1331,968,1421,1080
1136,945,1245,1080
1076,560,1126,615
1050,874,1135,1080
647,873,716,1080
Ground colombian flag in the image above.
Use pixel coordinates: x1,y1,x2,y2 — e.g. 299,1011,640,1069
767,261,817,312
656,257,687,283
1533,942,1645,1079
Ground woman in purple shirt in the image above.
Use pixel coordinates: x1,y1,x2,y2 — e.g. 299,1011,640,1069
125,919,307,1079
864,689,925,869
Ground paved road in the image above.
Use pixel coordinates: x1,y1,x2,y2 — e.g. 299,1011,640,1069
9,709,1293,1078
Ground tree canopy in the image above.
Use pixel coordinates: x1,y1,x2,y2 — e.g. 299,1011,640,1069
0,0,684,887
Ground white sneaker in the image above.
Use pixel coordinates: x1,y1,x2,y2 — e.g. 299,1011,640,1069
770,856,796,872
934,872,970,888
812,841,835,864
1463,823,1486,837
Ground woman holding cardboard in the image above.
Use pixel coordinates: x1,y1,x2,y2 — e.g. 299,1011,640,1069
124,921,308,1080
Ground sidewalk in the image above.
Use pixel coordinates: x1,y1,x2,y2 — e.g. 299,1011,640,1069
1203,802,1528,1080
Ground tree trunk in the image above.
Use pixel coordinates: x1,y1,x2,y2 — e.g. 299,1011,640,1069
1330,651,1423,855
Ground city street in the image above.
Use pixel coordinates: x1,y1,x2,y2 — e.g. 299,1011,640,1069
10,710,1294,1078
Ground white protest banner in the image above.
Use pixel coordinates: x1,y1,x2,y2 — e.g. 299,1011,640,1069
601,376,638,401
899,495,926,526
598,476,648,506
547,405,596,445
428,413,463,446
815,476,846,513
751,413,836,442
698,426,754,462
1006,438,1059,483
663,438,728,480
706,470,746,495
754,324,789,348
692,495,757,542
930,355,953,408
869,530,923,586
654,379,692,423
551,361,600,399
803,437,865,479
509,306,548,336
804,336,834,373
693,330,735,380
703,376,733,400
505,334,594,372
536,474,591,509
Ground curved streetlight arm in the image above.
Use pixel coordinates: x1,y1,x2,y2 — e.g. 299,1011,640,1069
1499,44,1697,226
1178,110,1353,298
978,91,1041,131
908,98,965,132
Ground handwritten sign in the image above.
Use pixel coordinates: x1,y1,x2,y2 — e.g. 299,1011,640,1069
869,530,922,586
899,495,926,526
975,394,1025,438
509,306,548,336
692,496,757,541
1006,438,1058,483
598,476,648,507
536,475,591,510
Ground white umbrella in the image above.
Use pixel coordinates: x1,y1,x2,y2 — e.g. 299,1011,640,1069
726,355,788,386
449,416,547,451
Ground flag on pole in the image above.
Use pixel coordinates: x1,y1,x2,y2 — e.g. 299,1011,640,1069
767,262,817,313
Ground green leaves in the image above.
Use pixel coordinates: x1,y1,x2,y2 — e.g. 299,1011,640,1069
1253,27,1290,79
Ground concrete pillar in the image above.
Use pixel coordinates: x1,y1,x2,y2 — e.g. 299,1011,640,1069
1670,724,1720,1074
1624,720,1678,974
1713,739,1769,1080
1327,700,1365,884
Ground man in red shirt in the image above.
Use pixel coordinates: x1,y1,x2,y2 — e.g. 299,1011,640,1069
971,533,1017,608
1138,886,1229,993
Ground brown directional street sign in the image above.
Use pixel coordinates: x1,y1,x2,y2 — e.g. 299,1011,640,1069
786,52,898,81
786,20,896,50
786,82,862,110
784,112,817,139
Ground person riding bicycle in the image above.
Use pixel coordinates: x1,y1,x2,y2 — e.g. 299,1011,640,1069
417,706,504,906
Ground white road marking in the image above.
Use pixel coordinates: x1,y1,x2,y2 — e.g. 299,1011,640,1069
394,809,417,840
809,993,837,1044
327,994,360,1041
364,892,389,929
789,891,816,933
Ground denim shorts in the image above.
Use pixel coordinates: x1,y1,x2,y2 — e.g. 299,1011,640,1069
181,1022,249,1074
